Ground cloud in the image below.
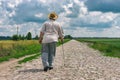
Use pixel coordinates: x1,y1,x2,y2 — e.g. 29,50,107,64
0,1,1,6
69,12,118,29
66,0,88,18
65,26,120,37
0,20,2,24
101,26,120,37
0,25,16,36
11,0,49,24
3,0,65,24
35,13,43,18
0,0,120,37
85,0,120,13
17,23,38,36
64,27,101,37
66,3,80,18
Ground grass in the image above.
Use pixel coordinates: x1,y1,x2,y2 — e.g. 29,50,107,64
18,53,40,64
77,38,120,58
18,39,70,64
0,40,41,62
0,39,70,63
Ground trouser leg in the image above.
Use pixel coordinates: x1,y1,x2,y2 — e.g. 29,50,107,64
41,43,49,67
48,42,56,67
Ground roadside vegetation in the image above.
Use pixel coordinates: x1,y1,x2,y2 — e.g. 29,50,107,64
18,39,70,64
18,53,40,64
0,39,70,63
0,40,40,62
77,38,120,58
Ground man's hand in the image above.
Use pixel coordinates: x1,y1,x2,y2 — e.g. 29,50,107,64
39,40,42,44
59,37,64,43
61,38,64,43
39,32,44,44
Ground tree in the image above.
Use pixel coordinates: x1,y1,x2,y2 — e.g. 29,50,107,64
34,35,39,40
26,32,32,40
21,35,25,40
64,35,73,39
18,34,22,40
12,34,19,41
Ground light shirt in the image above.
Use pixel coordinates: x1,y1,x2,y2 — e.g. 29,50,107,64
40,20,64,43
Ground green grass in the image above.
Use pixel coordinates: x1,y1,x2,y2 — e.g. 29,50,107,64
18,53,40,64
77,38,120,58
18,39,70,64
0,40,41,62
0,39,70,63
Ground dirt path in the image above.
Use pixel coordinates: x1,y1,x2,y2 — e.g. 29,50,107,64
0,40,120,80
0,54,37,70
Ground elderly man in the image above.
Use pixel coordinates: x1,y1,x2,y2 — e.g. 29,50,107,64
39,12,64,72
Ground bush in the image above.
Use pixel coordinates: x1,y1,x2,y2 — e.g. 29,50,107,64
12,34,19,41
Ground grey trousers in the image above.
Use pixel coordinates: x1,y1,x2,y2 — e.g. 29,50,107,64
41,42,56,67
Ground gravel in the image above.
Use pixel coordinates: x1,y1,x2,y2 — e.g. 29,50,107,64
0,40,120,80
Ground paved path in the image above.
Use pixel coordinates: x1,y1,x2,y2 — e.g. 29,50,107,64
0,40,120,80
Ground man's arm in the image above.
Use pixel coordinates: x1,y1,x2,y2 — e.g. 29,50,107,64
39,23,46,44
59,36,64,43
39,32,44,44
58,26,64,42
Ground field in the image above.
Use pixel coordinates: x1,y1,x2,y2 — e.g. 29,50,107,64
0,40,40,62
0,39,70,63
77,38,120,58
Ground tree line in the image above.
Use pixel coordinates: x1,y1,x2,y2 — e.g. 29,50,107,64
12,32,39,41
0,32,73,41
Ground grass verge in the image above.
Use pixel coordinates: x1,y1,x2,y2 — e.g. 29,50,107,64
18,39,70,64
0,40,40,63
77,38,120,58
18,53,40,64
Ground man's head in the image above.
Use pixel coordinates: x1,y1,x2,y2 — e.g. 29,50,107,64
48,12,58,20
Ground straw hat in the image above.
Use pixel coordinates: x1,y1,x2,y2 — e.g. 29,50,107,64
48,12,58,20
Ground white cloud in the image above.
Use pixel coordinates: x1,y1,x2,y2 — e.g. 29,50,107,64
63,4,72,14
74,0,81,4
79,7,88,15
100,12,118,22
71,11,119,29
14,0,23,6
65,27,97,37
57,13,71,28
7,3,15,8
0,20,2,24
0,1,1,6
87,12,118,23
101,26,120,37
0,32,4,36
67,3,73,8
64,26,120,37
35,13,43,18
0,0,120,37
37,0,47,3
9,10,15,17
0,22,41,37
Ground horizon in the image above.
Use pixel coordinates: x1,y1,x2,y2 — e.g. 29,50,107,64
0,0,120,37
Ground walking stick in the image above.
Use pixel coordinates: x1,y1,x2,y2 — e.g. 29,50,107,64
61,41,65,67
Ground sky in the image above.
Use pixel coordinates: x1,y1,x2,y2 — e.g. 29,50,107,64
0,0,120,37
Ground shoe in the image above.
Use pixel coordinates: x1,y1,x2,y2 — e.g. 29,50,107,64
49,67,53,70
44,67,49,72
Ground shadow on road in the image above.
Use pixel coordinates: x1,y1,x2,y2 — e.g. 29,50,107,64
18,69,43,73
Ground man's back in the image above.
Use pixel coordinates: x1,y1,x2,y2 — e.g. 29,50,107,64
44,20,60,34
41,20,63,43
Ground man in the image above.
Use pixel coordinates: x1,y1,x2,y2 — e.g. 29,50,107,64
39,12,64,72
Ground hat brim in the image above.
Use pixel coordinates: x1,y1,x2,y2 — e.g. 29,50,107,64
48,13,58,20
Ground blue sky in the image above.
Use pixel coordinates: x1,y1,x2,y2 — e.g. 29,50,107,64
0,0,120,37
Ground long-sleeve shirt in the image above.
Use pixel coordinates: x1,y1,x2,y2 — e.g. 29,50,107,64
40,20,64,43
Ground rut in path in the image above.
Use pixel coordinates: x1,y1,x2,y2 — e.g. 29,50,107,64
0,40,120,80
